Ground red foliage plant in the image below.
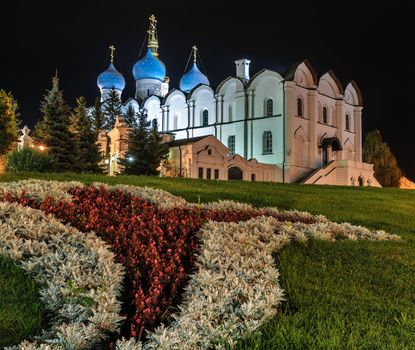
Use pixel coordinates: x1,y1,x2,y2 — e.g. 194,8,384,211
2,186,318,339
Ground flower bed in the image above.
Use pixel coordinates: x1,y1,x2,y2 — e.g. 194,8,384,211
0,180,400,349
0,201,124,349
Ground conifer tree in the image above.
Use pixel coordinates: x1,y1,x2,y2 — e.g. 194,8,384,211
36,75,76,172
102,88,122,131
120,112,151,175
92,97,105,131
124,104,137,128
0,90,19,155
71,96,102,173
147,119,169,175
363,129,402,187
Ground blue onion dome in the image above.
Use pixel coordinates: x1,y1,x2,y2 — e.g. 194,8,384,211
133,48,167,81
97,63,126,91
180,63,210,93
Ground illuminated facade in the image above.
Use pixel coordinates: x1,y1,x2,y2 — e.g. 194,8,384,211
96,15,380,186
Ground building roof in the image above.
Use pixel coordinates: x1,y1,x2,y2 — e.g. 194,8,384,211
167,135,211,147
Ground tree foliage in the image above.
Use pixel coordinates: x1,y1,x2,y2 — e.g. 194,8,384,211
124,104,137,128
121,114,168,176
363,129,402,187
92,97,105,131
102,88,122,131
35,75,76,172
7,148,53,173
71,97,102,173
0,90,19,155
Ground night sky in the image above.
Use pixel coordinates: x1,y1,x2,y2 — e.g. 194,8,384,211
1,1,413,178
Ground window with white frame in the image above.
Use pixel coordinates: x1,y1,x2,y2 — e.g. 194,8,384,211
228,135,235,155
266,99,273,117
262,131,273,154
202,109,209,126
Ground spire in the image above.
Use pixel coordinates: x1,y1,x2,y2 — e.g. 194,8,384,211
109,45,116,64
147,14,159,57
192,45,198,65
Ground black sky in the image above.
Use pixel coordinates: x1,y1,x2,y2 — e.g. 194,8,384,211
1,1,413,178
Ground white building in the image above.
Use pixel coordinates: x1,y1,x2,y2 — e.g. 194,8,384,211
96,15,380,187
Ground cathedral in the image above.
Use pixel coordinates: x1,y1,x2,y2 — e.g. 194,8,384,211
96,15,380,187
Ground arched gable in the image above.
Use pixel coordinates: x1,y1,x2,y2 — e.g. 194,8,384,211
285,60,318,88
247,69,283,90
216,76,245,95
318,71,344,99
162,89,187,106
344,81,363,106
188,84,215,100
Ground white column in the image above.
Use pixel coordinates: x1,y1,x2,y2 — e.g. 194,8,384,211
354,106,363,162
308,89,318,168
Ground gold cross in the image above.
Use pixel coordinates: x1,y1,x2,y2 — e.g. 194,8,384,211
109,45,116,63
192,45,198,64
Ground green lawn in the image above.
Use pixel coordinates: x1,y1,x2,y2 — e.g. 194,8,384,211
1,172,415,348
0,256,45,348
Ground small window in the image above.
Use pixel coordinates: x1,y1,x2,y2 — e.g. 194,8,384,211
251,173,256,182
266,99,273,117
322,107,328,124
297,98,303,117
214,169,219,180
207,168,212,179
202,110,209,126
262,131,273,154
198,167,204,179
152,118,158,129
228,105,233,122
345,113,350,131
228,135,236,155
208,149,212,155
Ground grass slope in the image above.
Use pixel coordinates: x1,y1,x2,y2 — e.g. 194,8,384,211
1,172,415,348
0,256,45,348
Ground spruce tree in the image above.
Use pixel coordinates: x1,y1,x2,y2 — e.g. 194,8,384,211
92,97,105,131
363,129,402,187
37,75,76,172
124,104,137,128
147,119,169,176
102,88,122,131
120,112,151,175
0,90,19,155
71,96,102,173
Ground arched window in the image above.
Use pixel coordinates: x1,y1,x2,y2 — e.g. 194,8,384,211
265,99,273,117
262,131,273,154
345,113,350,131
228,105,233,122
297,98,303,117
322,107,328,124
202,110,209,126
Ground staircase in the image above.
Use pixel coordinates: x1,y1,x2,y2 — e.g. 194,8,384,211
301,161,336,185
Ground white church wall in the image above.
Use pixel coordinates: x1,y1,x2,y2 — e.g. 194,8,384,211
163,91,188,132
190,86,216,128
143,97,163,131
